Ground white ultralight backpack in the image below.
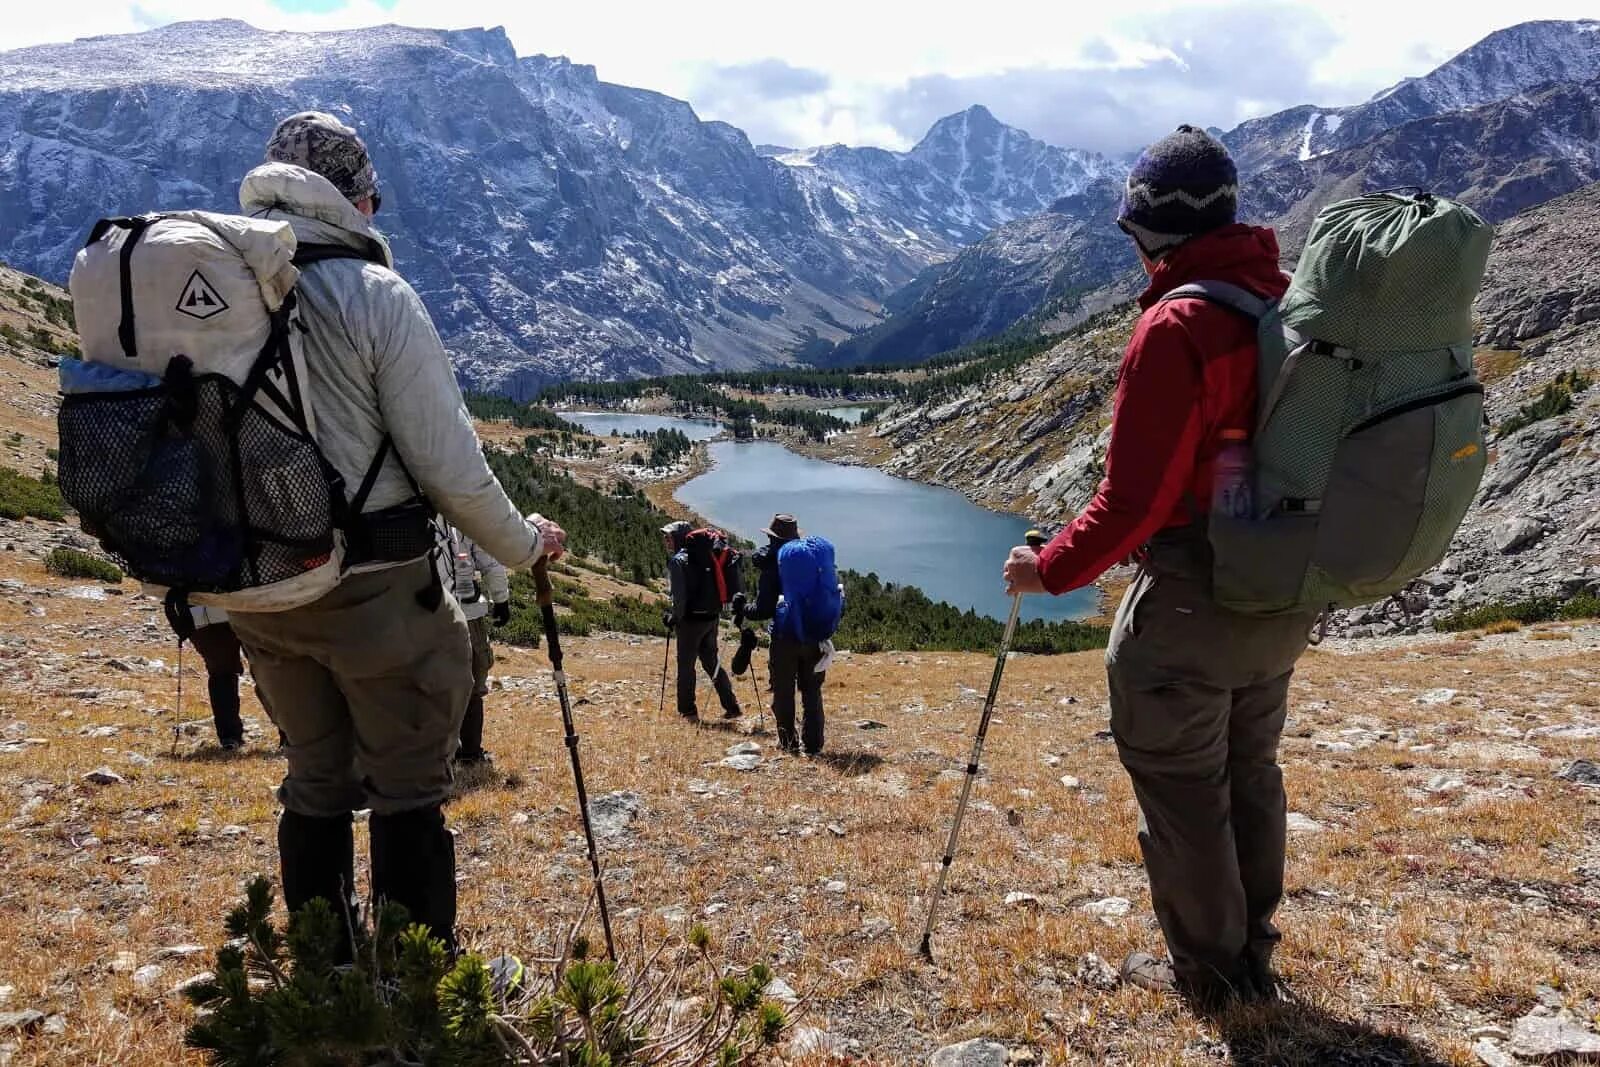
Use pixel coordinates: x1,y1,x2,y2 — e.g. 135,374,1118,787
59,211,356,616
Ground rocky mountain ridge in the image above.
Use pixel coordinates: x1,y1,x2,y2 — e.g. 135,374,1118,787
838,19,1600,366
856,183,1600,632
0,20,1108,396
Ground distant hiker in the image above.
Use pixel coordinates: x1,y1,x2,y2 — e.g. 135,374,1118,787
1004,126,1308,1004
746,514,843,755
662,520,742,722
219,112,564,952
445,524,512,768
171,606,246,750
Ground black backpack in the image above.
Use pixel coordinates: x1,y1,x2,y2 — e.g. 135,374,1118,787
681,527,742,621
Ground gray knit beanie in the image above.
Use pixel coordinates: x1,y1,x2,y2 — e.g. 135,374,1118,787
1117,125,1238,258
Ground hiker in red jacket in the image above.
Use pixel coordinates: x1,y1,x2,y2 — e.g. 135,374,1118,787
1004,125,1317,1004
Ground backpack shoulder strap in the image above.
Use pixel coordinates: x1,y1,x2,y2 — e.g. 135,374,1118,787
292,242,383,268
1158,280,1272,322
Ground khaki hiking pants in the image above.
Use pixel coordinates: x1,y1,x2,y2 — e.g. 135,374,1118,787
230,558,474,817
1106,537,1315,992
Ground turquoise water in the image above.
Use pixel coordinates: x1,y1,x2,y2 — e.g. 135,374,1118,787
819,405,870,425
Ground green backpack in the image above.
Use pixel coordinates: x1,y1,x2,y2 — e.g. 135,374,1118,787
1161,191,1494,616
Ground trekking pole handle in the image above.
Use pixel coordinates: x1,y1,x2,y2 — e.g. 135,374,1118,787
533,558,563,668
533,557,555,607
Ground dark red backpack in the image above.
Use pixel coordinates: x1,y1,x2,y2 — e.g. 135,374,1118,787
681,527,743,620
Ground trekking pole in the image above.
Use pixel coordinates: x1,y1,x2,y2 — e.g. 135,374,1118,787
171,641,184,757
533,558,617,960
918,592,1023,961
657,630,672,715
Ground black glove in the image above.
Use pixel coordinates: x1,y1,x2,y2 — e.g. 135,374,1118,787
731,591,747,627
491,600,512,626
731,626,759,676
662,611,676,632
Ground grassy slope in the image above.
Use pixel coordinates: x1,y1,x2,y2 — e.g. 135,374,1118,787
2,543,1599,1064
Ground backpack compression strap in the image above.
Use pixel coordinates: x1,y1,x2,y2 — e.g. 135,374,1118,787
84,214,164,361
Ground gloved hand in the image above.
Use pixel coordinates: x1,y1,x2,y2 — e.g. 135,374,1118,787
491,600,512,626
731,591,747,627
662,611,675,632
731,626,759,676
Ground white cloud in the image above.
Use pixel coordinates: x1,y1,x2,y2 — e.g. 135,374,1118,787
2,0,1596,152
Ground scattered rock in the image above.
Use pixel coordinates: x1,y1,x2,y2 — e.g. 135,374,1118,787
587,791,641,838
1003,891,1039,907
0,1011,43,1034
719,754,761,772
824,880,847,894
1286,813,1325,833
132,964,164,987
1509,1007,1600,1058
109,951,137,974
82,766,123,786
763,977,799,1005
1556,759,1600,787
788,1026,848,1058
1495,516,1547,554
826,823,845,837
1472,1039,1518,1067
1424,774,1465,794
930,1038,1010,1067
41,1014,65,1036
155,944,206,961
1080,897,1132,923
508,812,530,826
860,917,894,939
855,719,888,730
1074,953,1119,991
1416,688,1458,705
1058,775,1082,790
725,741,761,757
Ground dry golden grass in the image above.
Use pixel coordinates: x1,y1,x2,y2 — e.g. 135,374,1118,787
1473,348,1524,387
2,545,1598,1065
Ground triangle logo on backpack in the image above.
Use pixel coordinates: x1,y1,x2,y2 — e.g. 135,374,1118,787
175,269,229,320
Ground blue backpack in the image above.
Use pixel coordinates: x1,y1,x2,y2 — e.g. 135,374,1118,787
775,536,843,643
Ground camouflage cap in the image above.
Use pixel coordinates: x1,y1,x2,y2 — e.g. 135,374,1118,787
265,111,380,205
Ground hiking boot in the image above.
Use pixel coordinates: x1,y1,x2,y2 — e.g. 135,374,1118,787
455,749,493,767
219,736,245,751
721,706,743,720
1120,951,1177,993
680,712,701,724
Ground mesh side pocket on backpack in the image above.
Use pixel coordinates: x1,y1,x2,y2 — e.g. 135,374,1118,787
230,398,337,586
57,387,241,589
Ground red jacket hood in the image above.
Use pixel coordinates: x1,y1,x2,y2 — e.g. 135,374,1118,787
1138,224,1287,308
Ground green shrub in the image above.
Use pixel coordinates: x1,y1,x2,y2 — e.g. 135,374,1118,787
45,548,122,583
184,877,792,1067
0,466,64,521
1434,596,1565,632
1498,369,1593,437
1557,593,1600,621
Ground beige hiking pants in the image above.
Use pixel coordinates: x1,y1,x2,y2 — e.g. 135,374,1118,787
230,558,473,817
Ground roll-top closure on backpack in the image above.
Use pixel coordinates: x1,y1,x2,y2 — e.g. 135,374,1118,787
1277,193,1492,352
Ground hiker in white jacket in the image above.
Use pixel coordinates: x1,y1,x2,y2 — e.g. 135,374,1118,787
445,525,511,767
225,111,565,955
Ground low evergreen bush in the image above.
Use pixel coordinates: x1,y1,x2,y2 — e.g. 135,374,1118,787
0,466,64,521
186,877,793,1066
44,547,121,583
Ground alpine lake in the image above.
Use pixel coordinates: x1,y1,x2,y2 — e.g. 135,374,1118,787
558,411,1097,623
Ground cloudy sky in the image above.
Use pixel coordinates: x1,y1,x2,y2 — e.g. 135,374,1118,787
2,0,1595,154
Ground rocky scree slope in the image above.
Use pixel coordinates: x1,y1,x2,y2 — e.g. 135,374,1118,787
863,183,1600,633
841,19,1600,366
